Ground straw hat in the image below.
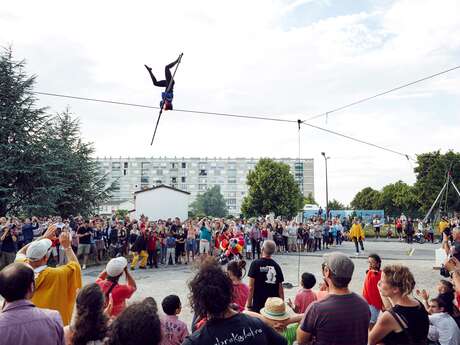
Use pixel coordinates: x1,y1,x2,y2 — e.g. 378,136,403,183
260,297,291,321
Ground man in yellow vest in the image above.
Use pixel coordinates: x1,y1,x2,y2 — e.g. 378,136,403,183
16,225,82,325
349,218,365,256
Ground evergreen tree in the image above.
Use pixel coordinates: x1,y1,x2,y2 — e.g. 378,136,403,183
45,108,116,217
0,47,61,215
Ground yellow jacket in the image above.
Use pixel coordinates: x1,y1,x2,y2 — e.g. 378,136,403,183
32,261,82,325
438,220,449,234
350,223,365,239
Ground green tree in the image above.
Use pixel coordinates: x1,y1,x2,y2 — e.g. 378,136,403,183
241,158,303,218
304,192,317,205
44,109,116,217
414,151,460,214
350,187,380,210
328,199,345,210
190,185,228,217
0,47,62,216
377,181,420,217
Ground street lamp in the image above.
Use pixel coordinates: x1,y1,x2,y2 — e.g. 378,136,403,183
321,152,330,219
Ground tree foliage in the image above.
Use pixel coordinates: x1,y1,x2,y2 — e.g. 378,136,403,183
190,185,228,217
304,192,317,205
0,48,114,217
414,151,460,214
377,181,419,217
350,187,380,210
328,199,346,210
241,158,303,218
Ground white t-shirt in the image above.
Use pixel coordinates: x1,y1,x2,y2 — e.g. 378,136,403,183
428,312,460,345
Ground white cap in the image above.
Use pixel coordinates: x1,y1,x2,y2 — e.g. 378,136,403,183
106,257,127,277
26,239,52,261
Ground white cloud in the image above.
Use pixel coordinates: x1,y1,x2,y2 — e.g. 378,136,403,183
1,0,459,206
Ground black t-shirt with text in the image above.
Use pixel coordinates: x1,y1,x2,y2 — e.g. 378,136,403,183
248,257,284,312
183,313,287,345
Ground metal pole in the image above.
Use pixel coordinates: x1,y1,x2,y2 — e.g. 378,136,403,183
321,152,329,219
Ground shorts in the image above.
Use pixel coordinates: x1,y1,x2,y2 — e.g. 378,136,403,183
199,240,210,254
186,239,196,252
95,239,105,251
77,244,91,255
369,304,380,324
288,237,296,246
296,238,303,245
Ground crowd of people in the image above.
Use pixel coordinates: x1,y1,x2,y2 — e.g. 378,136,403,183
1,215,460,345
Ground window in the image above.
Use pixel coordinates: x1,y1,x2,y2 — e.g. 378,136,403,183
112,162,121,171
227,178,237,184
180,184,187,190
171,177,177,183
226,198,237,205
199,169,207,176
199,178,207,184
123,170,127,176
124,162,128,169
155,180,162,184
181,176,186,183
141,162,150,169
171,162,177,169
181,162,186,169
156,169,163,176
199,163,207,169
199,184,207,191
141,176,149,183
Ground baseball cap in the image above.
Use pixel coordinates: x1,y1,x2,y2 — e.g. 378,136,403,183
26,239,52,261
106,257,128,277
323,252,354,279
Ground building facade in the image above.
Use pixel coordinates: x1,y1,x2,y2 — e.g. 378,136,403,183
96,157,314,216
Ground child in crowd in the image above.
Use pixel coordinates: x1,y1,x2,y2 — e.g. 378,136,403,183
244,232,252,260
160,295,189,345
288,272,317,313
165,232,176,265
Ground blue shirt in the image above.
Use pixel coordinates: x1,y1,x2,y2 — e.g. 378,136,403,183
166,236,176,248
199,226,212,242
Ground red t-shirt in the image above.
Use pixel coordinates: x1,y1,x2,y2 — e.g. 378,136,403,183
362,270,383,310
294,288,317,313
96,278,135,317
232,282,249,312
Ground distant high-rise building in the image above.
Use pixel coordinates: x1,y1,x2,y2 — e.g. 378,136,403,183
96,157,314,216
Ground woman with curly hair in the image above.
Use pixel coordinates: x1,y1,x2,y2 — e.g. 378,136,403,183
64,283,108,345
105,300,162,345
183,257,287,345
368,264,429,345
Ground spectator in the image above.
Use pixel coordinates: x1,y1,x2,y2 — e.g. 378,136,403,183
404,218,415,244
287,272,317,314
350,218,365,256
198,220,212,256
250,222,262,259
368,264,429,345
105,301,162,345
22,218,35,245
246,240,284,313
227,260,249,311
362,253,383,330
165,231,176,265
64,283,109,345
313,221,322,252
185,220,197,263
16,227,81,325
183,258,287,345
175,226,186,264
96,257,137,318
427,295,460,345
246,297,301,345
77,220,93,270
147,228,159,268
160,295,189,345
0,262,64,345
0,224,17,269
297,252,370,345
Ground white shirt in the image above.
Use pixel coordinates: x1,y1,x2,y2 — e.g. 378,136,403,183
428,312,460,345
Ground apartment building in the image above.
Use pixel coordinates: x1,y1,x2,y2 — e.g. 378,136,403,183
97,157,314,216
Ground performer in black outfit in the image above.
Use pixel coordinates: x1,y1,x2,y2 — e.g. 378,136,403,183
144,54,182,110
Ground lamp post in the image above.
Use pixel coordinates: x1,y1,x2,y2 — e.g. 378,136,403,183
321,152,329,219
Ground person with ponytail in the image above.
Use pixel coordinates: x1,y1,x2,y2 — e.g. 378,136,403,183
95,257,137,318
227,260,249,311
64,283,109,345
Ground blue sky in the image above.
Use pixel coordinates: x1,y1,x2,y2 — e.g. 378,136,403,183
1,0,459,206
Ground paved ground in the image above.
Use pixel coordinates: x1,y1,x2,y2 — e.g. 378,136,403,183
82,240,442,329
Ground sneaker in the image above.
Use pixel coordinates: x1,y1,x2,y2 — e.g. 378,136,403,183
354,252,359,256
82,264,87,270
